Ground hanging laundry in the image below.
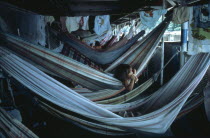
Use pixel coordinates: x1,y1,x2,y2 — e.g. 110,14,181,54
194,3,210,29
120,25,130,36
187,6,210,55
139,9,167,28
66,16,89,33
44,16,55,25
94,15,111,36
172,6,191,24
80,16,89,31
82,29,112,46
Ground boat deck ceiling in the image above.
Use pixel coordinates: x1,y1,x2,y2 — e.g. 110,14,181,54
0,0,208,24
0,0,162,16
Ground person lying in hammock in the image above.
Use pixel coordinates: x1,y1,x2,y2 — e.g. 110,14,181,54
114,64,138,91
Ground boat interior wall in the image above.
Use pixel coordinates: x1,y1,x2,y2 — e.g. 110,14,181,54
0,4,47,47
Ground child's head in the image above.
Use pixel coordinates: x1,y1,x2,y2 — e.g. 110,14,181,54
114,64,133,82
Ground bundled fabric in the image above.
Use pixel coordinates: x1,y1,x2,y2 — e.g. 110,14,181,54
172,6,191,24
0,107,38,138
94,15,111,36
139,9,167,28
1,46,209,134
188,6,210,55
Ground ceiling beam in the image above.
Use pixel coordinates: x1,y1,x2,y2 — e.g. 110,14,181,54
0,0,164,16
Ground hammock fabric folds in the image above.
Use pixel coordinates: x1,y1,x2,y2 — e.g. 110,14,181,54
0,34,123,91
1,47,209,135
0,15,171,92
0,107,38,138
59,30,145,65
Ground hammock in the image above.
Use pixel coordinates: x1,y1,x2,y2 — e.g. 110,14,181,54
0,38,123,90
74,16,171,101
0,15,171,104
91,46,180,103
0,16,168,91
58,27,145,65
1,47,209,134
40,77,207,136
83,77,154,103
81,16,172,101
60,45,104,71
2,14,171,95
0,107,38,138
177,78,207,119
204,82,210,122
105,15,171,73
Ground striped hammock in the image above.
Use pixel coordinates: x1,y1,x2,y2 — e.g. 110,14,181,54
0,15,170,92
59,28,145,65
0,37,123,91
105,15,171,74
79,76,153,103
1,47,209,134
78,17,172,101
62,16,171,102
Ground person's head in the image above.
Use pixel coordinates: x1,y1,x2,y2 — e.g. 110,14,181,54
114,64,133,82
95,41,100,46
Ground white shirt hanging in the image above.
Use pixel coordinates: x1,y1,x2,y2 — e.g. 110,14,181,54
94,15,111,36
139,9,167,28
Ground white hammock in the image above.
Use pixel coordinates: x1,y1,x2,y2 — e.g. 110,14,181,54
0,47,209,134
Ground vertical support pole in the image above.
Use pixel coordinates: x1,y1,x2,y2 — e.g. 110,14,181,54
180,21,188,68
160,0,166,85
160,37,164,85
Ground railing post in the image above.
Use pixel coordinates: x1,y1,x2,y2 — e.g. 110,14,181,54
160,0,166,85
180,21,188,68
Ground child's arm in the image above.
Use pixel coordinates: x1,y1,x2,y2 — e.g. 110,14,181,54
133,69,138,83
124,75,136,91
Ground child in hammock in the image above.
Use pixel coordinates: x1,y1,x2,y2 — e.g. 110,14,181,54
114,64,138,91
